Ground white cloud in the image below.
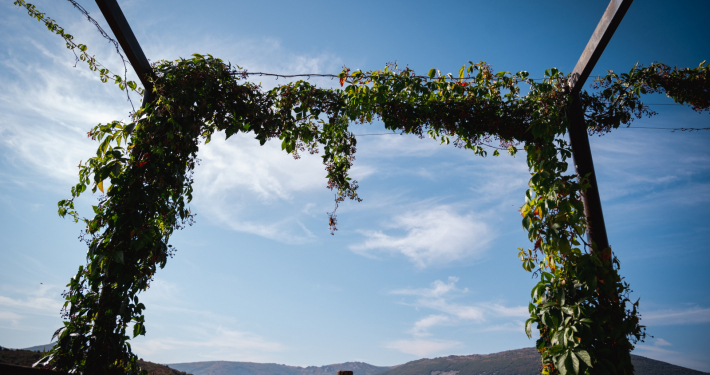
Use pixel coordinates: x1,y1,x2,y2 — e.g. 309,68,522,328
641,306,710,326
0,62,123,187
468,159,530,205
424,299,486,321
149,35,345,92
1,16,350,243
356,134,445,159
0,13,139,189
392,277,485,321
0,285,64,330
0,114,94,186
479,321,526,332
392,277,468,298
0,286,62,317
134,325,285,363
350,206,492,268
410,315,450,337
0,311,22,326
487,304,529,318
634,338,710,372
385,338,461,357
195,133,325,202
129,278,284,363
592,131,710,204
388,277,531,350
190,132,331,243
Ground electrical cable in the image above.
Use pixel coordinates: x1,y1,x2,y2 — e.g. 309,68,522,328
354,126,709,137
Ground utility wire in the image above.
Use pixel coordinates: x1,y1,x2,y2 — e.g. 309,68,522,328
625,126,709,131
242,71,547,81
355,126,709,137
241,73,686,107
66,0,136,111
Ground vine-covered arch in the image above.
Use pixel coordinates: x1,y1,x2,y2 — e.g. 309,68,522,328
13,2,709,375
50,54,708,375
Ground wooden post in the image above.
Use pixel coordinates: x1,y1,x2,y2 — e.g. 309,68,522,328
567,0,633,250
94,0,155,106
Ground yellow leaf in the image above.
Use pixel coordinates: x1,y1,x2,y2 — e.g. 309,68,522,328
98,181,104,193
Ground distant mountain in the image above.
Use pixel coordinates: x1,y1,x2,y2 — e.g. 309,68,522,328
21,343,55,352
376,348,708,375
0,345,191,375
0,346,45,368
376,347,539,375
4,344,707,375
169,348,708,375
167,360,390,375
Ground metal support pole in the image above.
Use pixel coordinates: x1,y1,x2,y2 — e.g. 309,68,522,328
94,0,155,106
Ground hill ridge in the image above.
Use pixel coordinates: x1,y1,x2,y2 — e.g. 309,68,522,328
168,347,708,375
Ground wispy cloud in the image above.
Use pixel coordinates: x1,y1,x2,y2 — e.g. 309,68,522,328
392,277,469,299
479,321,526,332
0,12,140,189
392,277,528,323
0,286,62,316
0,311,23,326
0,285,63,330
350,206,492,268
634,338,710,372
125,278,286,363
0,62,121,187
190,132,331,243
385,338,462,357
1,16,349,244
195,133,325,202
386,277,529,356
134,325,285,363
149,35,345,91
392,276,484,321
356,134,445,159
641,306,710,326
410,315,451,337
487,304,529,318
592,131,710,205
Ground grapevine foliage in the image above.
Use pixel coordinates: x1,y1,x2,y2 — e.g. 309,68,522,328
14,2,709,374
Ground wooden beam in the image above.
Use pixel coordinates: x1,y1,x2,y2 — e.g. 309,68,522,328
94,0,154,105
567,0,633,251
568,95,609,250
568,0,634,94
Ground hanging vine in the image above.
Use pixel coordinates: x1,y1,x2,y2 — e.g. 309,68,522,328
13,2,709,374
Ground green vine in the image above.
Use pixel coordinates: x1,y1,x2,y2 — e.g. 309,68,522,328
14,0,144,109
14,2,708,374
520,61,708,375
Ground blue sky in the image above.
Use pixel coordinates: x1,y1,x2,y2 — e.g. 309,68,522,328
1,0,709,371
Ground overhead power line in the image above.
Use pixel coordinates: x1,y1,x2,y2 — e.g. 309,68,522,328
354,126,709,137
624,126,710,131
241,73,686,107
242,71,547,81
